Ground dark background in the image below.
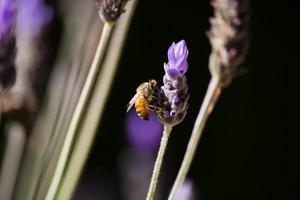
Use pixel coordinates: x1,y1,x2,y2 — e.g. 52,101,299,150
75,0,300,199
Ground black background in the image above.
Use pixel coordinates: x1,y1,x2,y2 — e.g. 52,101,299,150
74,0,300,199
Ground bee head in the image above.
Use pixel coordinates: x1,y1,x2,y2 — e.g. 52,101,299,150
149,79,157,88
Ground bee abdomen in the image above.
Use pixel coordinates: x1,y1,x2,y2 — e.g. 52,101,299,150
135,96,150,120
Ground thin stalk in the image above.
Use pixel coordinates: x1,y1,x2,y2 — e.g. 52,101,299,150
56,1,138,198
0,122,26,200
146,124,172,200
168,77,222,200
45,22,114,200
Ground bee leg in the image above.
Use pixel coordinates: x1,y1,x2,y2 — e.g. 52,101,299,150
147,104,156,111
148,104,163,113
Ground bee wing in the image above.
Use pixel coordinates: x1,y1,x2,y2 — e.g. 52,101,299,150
126,90,143,112
126,82,148,112
136,82,148,92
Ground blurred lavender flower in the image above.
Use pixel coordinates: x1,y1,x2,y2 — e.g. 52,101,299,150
122,111,163,200
126,110,163,152
96,0,129,23
16,0,52,38
1,0,53,111
208,0,249,86
0,0,16,91
173,179,197,200
158,40,190,126
0,0,15,43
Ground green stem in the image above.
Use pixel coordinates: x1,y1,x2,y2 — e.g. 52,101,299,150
146,125,172,200
0,122,26,200
168,77,222,200
45,22,114,200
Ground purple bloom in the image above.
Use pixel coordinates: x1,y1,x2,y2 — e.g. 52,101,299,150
125,110,163,152
16,0,52,38
0,0,16,91
0,0,15,44
158,40,189,126
164,40,189,80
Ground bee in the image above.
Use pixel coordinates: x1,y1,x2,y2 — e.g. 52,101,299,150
126,79,162,120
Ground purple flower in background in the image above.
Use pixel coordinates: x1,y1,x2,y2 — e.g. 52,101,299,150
0,0,16,91
173,179,197,200
16,0,52,38
0,0,15,44
158,40,190,126
126,110,163,152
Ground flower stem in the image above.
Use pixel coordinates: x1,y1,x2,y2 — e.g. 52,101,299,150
54,2,138,199
0,122,26,200
168,77,222,200
45,22,114,200
146,124,172,200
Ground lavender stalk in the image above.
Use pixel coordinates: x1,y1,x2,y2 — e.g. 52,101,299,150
146,124,172,200
45,1,130,199
45,23,113,200
0,122,26,200
168,0,249,199
146,40,190,200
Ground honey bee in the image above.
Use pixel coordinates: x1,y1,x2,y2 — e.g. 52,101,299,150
126,79,162,120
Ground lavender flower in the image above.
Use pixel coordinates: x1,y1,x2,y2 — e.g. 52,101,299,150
16,0,53,38
0,0,15,43
126,111,163,152
0,0,16,91
208,0,249,86
158,40,189,126
96,0,129,23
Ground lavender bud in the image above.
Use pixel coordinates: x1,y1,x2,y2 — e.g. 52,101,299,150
208,0,249,87
96,0,129,24
0,0,16,91
158,40,190,126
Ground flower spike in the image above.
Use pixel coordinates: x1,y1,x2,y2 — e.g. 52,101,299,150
158,40,190,126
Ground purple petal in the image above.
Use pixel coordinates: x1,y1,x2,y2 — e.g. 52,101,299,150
181,63,189,75
167,42,176,65
175,56,186,69
174,40,185,58
173,95,181,104
176,62,188,76
166,40,189,75
165,66,179,79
